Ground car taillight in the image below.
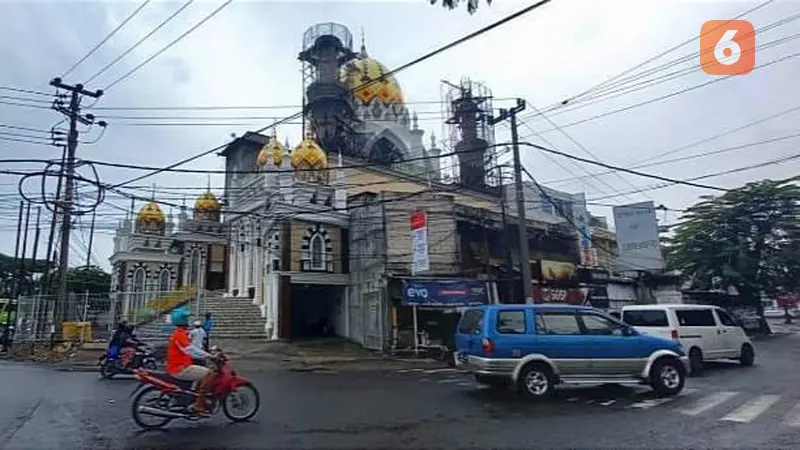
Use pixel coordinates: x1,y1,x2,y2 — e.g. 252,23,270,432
482,338,494,355
671,329,679,340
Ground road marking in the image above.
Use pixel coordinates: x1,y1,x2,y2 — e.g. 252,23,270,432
423,368,458,374
720,395,781,423
396,369,411,373
437,378,461,384
630,388,697,410
599,400,616,406
680,391,739,416
458,382,473,387
782,401,800,427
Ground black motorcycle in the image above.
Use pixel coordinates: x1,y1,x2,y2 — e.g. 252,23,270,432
99,339,158,379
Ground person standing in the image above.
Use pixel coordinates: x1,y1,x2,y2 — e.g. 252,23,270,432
202,312,213,351
189,320,207,366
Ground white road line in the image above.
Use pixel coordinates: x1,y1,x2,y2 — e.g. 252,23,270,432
680,391,739,416
437,378,462,384
630,388,698,410
599,400,616,406
782,401,800,427
423,368,458,374
720,395,781,423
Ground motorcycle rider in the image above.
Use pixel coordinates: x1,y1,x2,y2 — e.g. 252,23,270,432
109,320,137,368
167,307,217,417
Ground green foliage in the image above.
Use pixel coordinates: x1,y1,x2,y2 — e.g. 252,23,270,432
46,266,111,294
666,178,800,300
430,0,493,14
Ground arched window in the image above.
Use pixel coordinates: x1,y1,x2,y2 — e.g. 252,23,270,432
189,249,201,288
158,269,171,292
310,234,325,270
132,268,146,292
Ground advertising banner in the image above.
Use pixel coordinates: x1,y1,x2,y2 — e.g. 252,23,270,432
402,279,488,307
612,201,665,272
410,210,429,275
531,286,587,305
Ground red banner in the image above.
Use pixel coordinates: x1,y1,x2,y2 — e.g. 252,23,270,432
532,286,587,305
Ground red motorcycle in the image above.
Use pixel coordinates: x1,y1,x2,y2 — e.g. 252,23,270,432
129,348,260,430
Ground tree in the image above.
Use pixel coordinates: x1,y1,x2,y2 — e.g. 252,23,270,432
430,0,493,14
45,266,111,295
666,178,800,330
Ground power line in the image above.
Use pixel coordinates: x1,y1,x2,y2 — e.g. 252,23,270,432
108,0,555,188
0,86,52,97
559,0,774,106
543,129,800,186
85,0,195,84
518,141,727,192
587,153,800,201
88,98,501,111
62,0,152,78
536,51,800,133
104,0,231,90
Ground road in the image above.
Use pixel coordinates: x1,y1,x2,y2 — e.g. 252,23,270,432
2,334,799,449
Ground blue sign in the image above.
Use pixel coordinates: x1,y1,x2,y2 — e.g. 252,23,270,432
402,280,488,307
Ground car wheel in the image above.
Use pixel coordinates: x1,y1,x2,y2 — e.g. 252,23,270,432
739,343,755,366
650,357,686,397
517,363,554,399
688,347,704,376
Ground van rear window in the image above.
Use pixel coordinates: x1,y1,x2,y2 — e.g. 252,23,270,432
622,310,669,327
458,309,484,334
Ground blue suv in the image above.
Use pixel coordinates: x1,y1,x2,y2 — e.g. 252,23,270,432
455,304,690,398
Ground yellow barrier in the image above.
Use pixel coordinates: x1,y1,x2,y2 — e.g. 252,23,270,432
62,321,92,342
144,285,198,316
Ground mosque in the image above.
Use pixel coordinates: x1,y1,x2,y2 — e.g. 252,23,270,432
108,23,588,349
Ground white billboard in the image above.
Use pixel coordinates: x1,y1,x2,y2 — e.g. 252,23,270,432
613,201,664,272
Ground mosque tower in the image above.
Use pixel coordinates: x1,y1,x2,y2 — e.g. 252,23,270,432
443,78,500,196
298,23,359,155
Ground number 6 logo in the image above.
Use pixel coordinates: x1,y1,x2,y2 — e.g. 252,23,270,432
700,20,755,76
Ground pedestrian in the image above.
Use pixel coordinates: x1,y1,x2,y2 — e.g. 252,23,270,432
202,312,213,351
189,319,207,366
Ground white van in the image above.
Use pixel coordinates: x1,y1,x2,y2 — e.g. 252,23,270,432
620,304,754,375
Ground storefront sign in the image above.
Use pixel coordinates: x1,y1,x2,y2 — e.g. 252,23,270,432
532,286,587,305
402,280,488,307
410,210,429,275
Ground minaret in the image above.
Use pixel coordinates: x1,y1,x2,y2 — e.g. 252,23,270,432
298,23,358,155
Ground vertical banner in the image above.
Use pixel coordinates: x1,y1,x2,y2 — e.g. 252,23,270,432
410,210,429,275
613,201,665,272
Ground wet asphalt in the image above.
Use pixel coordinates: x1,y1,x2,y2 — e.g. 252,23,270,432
1,333,800,449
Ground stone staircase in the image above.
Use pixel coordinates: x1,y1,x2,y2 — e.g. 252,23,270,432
204,295,266,339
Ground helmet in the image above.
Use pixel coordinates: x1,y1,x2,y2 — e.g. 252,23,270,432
171,307,191,326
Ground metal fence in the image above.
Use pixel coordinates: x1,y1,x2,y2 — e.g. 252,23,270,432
13,287,206,342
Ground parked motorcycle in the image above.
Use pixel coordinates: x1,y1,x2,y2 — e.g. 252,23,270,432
99,340,157,379
129,347,260,430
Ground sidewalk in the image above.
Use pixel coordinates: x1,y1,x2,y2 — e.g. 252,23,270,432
766,319,800,335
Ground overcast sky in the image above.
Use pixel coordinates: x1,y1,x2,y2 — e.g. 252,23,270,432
0,0,797,271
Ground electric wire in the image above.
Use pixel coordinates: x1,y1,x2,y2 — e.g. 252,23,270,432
107,0,555,188
104,0,230,90
62,0,152,79
85,1,195,84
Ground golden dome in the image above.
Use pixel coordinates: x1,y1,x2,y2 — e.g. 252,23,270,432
256,133,286,167
194,191,221,213
291,132,329,184
136,201,165,226
340,46,405,107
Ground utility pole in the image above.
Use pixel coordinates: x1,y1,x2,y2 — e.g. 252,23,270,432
85,208,96,268
49,78,103,340
490,99,532,303
16,202,32,299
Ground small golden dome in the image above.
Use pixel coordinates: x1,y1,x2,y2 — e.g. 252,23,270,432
136,201,165,226
291,132,329,184
340,47,405,107
256,133,286,167
194,191,221,213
